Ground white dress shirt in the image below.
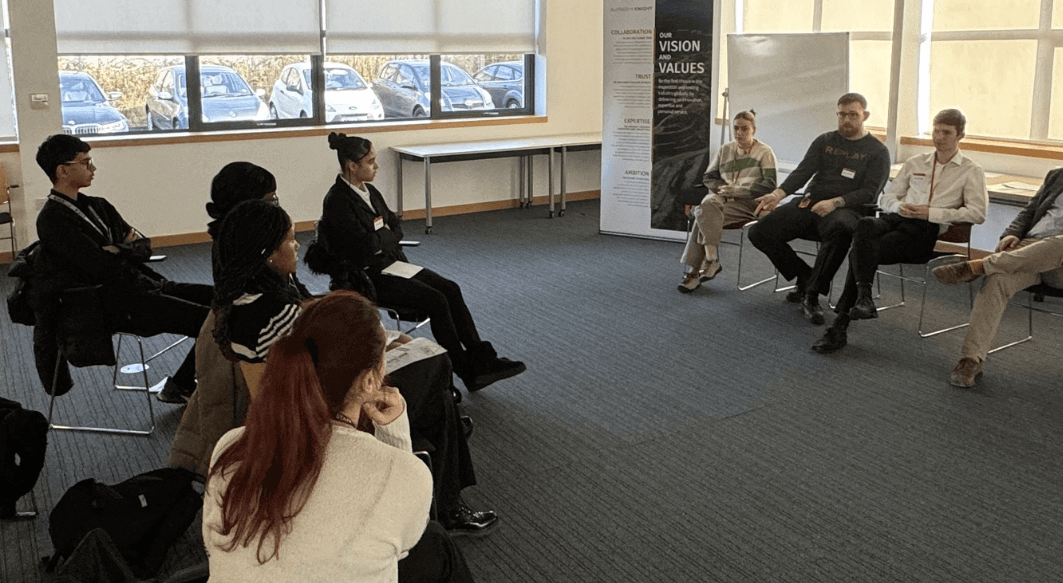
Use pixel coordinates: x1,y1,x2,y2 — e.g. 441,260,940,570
879,150,989,232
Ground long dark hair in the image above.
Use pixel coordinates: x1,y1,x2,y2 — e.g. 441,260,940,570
208,290,387,564
212,199,305,359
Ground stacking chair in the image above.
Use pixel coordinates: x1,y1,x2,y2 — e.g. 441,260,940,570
873,222,974,337
378,303,431,335
987,283,1063,354
44,285,182,436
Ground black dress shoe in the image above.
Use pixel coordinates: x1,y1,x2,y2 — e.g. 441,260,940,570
785,276,809,303
460,415,474,439
450,386,462,404
441,502,499,536
848,295,879,320
801,293,825,325
812,326,848,353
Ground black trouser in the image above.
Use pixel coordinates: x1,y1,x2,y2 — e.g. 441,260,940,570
102,282,213,387
835,214,940,314
389,352,476,513
747,199,863,295
398,521,475,583
371,268,482,364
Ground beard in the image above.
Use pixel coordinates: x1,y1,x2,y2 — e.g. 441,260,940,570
837,124,859,138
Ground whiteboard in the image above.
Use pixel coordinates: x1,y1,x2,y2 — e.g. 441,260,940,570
727,33,849,165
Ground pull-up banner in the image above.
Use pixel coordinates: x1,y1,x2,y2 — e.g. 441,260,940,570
601,0,714,239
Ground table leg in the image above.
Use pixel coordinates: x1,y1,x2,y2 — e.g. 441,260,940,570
519,156,526,208
424,158,433,234
548,148,555,218
397,156,404,217
527,156,534,209
560,146,568,217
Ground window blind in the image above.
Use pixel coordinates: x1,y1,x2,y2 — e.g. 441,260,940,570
325,0,537,54
53,0,321,54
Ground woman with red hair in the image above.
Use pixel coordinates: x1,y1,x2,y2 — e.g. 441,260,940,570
203,289,473,581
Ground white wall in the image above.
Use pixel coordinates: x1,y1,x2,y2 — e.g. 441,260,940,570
4,0,604,245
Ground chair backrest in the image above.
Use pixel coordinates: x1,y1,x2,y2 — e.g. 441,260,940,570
0,164,9,206
938,222,972,244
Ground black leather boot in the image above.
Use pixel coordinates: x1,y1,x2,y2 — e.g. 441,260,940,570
848,283,879,320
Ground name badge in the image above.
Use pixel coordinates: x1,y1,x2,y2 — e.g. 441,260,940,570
841,168,856,179
374,216,384,230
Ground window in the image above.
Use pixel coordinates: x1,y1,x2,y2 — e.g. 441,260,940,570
50,0,538,136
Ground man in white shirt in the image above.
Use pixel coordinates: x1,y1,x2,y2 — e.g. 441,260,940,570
932,166,1063,387
812,109,988,353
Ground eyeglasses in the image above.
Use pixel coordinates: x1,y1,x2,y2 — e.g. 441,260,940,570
836,111,863,120
264,192,280,205
63,157,95,169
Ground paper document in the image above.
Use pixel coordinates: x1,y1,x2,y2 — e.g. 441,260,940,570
1001,182,1040,192
385,337,447,373
382,261,423,279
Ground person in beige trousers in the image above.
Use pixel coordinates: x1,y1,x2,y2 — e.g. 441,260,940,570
933,167,1063,387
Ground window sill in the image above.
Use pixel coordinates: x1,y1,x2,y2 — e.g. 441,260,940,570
26,115,549,150
900,135,1063,162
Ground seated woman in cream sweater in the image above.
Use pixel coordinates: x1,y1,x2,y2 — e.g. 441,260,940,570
203,288,474,582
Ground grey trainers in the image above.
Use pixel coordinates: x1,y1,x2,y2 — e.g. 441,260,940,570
677,274,701,293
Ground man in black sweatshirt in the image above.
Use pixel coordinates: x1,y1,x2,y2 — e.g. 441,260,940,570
748,93,891,325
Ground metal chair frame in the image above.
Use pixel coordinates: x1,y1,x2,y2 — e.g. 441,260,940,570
987,283,1063,354
381,307,431,335
872,223,974,338
112,334,189,391
47,333,160,436
0,166,16,259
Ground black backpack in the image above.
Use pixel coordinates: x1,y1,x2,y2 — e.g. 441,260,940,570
0,397,48,518
48,467,203,578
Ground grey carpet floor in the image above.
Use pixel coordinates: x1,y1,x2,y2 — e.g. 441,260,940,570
2,199,1062,582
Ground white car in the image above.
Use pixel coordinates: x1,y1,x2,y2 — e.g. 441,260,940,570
269,62,384,123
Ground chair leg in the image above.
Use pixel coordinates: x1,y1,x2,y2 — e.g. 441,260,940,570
988,290,1034,354
918,256,970,338
48,340,156,436
735,228,774,291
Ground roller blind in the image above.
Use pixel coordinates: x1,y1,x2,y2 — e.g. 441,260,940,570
53,0,321,54
325,0,537,54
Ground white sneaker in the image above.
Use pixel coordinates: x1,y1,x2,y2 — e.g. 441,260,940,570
677,274,701,293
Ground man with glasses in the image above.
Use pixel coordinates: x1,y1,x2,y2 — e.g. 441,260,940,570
748,93,891,325
812,109,988,354
29,134,212,404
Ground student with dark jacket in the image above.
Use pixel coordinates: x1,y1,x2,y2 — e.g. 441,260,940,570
310,132,526,394
28,134,211,402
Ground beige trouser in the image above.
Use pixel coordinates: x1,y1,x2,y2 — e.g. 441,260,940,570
679,193,759,271
961,235,1063,359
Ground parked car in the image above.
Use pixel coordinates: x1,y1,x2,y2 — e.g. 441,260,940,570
269,62,384,123
473,61,524,109
373,60,494,119
144,65,269,130
59,71,129,135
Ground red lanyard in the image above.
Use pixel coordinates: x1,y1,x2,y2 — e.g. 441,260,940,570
928,158,938,205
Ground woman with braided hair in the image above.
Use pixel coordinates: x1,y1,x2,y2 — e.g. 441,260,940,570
312,132,526,394
204,289,475,582
210,198,498,536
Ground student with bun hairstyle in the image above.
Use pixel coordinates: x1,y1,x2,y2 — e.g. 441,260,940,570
310,132,526,394
677,109,778,293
